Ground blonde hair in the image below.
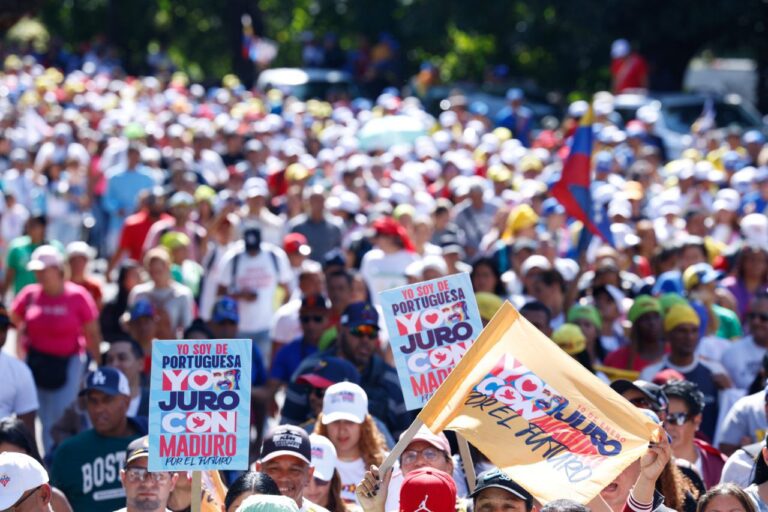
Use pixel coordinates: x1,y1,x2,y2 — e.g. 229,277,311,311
314,414,387,468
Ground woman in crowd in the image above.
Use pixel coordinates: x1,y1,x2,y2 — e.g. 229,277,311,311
723,244,768,321
314,382,388,504
0,417,73,512
224,471,281,512
697,484,757,512
471,256,507,298
306,434,349,512
10,244,101,454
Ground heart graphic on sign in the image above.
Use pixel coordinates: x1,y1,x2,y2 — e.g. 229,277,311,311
0,474,9,487
424,312,439,324
521,380,537,393
194,375,208,387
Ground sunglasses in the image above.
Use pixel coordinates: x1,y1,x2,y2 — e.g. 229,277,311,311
125,468,172,483
301,315,326,324
749,312,768,323
664,412,690,426
350,325,379,339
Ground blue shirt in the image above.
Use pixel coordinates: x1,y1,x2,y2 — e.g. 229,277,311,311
495,105,533,147
103,166,157,229
269,337,318,383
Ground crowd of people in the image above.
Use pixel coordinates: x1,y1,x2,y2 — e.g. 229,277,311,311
1,45,768,512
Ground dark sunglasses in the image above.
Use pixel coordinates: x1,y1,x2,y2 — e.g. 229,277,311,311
749,312,768,323
350,325,379,339
301,315,326,324
664,412,690,426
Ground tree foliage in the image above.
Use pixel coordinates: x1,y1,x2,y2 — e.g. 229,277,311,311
16,0,768,109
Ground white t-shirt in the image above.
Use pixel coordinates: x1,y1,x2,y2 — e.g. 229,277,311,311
721,335,767,390
270,299,302,345
720,444,760,489
128,281,195,334
336,457,366,504
360,249,419,306
198,241,239,321
697,334,731,364
0,351,39,417
218,243,292,333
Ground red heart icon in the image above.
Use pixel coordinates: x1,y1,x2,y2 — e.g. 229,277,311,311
194,375,208,387
521,379,538,393
424,313,439,324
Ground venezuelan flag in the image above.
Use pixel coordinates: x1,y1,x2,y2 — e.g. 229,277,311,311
552,106,612,247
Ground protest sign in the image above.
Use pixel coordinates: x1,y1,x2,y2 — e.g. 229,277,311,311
148,339,252,472
379,273,483,410
411,302,657,504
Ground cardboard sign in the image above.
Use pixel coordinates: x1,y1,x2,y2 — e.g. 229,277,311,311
148,339,252,471
417,302,657,504
379,273,483,410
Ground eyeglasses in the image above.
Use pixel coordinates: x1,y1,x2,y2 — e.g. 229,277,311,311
664,412,690,426
301,315,326,324
401,447,445,466
125,468,172,484
749,312,768,323
8,485,42,510
349,325,379,339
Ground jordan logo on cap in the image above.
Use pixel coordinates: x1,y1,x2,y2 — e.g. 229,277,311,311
415,495,432,512
0,474,10,487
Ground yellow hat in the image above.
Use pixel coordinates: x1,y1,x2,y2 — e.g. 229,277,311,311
520,155,543,174
493,127,512,142
194,185,216,204
663,303,700,332
286,163,310,182
487,164,512,184
476,292,504,322
552,323,587,355
501,204,539,241
160,232,191,251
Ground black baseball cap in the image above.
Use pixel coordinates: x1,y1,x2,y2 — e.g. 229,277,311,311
260,425,311,465
610,379,669,412
470,469,533,509
296,356,360,389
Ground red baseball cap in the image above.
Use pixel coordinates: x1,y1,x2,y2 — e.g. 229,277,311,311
284,233,311,256
400,467,456,512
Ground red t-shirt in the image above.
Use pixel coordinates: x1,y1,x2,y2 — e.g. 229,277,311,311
611,54,649,93
603,344,669,373
71,277,103,309
12,282,98,356
119,211,172,261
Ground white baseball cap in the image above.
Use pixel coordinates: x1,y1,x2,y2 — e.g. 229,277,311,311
26,245,64,271
309,434,338,482
66,241,96,260
321,382,368,425
0,452,49,509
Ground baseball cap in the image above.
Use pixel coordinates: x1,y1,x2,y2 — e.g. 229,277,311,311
321,382,368,425
610,379,669,413
340,302,379,329
244,227,261,249
296,357,361,389
566,304,602,330
0,452,49,509
309,434,337,482
552,323,587,356
322,248,347,269
470,469,533,509
627,295,661,324
284,233,311,256
26,245,64,271
169,191,195,208
404,426,451,455
664,303,701,332
66,241,96,260
682,263,723,291
260,425,312,465
129,299,155,320
212,296,239,324
125,436,150,465
400,468,457,512
651,270,684,296
79,367,131,397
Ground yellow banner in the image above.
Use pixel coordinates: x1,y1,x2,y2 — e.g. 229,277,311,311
417,302,656,504
201,470,227,512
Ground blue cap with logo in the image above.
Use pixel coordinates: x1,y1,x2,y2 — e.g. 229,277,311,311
213,296,239,323
79,367,131,397
341,302,379,328
129,299,155,320
296,356,361,389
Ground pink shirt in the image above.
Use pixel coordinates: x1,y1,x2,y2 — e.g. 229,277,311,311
12,282,98,356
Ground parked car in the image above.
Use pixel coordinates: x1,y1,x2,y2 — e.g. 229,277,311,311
255,68,359,101
613,92,766,158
